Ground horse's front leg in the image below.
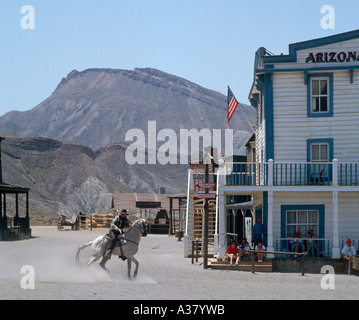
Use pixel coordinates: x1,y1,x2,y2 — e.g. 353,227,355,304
129,255,139,278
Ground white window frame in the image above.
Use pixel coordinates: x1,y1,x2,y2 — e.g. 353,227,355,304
310,142,329,163
310,77,330,114
286,209,319,238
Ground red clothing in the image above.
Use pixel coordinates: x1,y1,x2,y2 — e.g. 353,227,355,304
227,245,238,255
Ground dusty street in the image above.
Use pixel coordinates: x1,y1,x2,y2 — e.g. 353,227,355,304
0,226,358,300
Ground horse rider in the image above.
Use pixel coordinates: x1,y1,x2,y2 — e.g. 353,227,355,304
105,209,130,259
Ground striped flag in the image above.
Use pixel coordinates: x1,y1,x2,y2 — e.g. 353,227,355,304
227,86,239,125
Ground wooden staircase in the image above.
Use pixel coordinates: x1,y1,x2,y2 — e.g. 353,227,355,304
209,259,273,272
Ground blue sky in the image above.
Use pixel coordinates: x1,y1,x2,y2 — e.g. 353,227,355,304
1,0,359,116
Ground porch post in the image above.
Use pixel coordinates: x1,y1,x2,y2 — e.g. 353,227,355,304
185,169,193,236
332,190,340,258
332,159,338,187
214,169,220,253
218,159,227,259
267,190,275,258
184,169,193,257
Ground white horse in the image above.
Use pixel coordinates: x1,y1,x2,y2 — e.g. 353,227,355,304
76,219,147,279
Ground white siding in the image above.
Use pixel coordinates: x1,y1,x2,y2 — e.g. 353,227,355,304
256,93,266,162
338,192,359,240
272,70,359,162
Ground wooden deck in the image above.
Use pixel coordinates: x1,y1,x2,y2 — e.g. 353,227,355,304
209,259,273,272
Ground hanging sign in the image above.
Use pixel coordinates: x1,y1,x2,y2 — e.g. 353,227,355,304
196,183,216,189
197,193,216,199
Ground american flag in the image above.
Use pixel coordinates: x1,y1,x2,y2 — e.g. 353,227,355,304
227,86,239,124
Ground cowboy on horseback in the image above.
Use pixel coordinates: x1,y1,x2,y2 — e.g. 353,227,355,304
105,209,130,259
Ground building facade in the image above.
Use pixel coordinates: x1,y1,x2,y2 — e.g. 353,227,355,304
216,30,359,259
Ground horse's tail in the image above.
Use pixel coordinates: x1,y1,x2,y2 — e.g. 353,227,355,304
75,241,93,265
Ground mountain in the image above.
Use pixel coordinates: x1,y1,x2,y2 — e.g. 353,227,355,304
0,68,255,219
1,135,188,218
0,68,255,151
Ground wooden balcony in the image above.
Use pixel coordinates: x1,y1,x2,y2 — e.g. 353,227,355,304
193,160,359,189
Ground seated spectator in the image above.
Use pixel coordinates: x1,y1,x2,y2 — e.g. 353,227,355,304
238,238,247,251
305,229,317,257
239,240,251,259
342,239,356,261
291,231,305,253
227,241,240,266
255,240,266,262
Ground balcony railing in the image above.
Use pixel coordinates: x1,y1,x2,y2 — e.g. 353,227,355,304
221,160,359,187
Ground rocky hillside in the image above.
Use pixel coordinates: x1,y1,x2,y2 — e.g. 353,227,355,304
1,135,188,218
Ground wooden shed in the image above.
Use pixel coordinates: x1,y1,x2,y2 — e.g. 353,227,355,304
0,137,31,240
111,192,186,235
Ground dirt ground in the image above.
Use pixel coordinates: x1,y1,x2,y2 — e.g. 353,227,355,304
1,226,359,301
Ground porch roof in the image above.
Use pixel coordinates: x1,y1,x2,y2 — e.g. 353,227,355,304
227,201,253,210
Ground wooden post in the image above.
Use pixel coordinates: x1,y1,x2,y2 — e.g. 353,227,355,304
301,255,305,276
169,198,173,235
196,241,199,263
203,163,209,269
348,256,352,275
251,252,255,273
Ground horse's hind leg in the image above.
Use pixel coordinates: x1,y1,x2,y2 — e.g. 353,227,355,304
99,256,110,273
127,259,132,279
87,256,100,267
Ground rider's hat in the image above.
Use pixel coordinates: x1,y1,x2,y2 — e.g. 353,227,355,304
120,209,128,215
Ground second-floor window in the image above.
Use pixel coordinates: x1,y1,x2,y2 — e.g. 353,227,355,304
311,78,329,113
307,73,333,117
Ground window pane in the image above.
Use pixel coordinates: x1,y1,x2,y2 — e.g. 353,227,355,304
320,145,328,161
312,97,319,112
312,145,320,161
298,211,307,223
308,211,318,223
320,80,328,95
287,225,296,238
287,211,296,224
320,97,328,112
312,80,319,95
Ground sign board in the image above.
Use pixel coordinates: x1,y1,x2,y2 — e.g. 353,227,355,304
197,193,216,199
305,51,359,63
136,201,161,209
196,183,216,189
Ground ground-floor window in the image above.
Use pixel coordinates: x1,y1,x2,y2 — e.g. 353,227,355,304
286,209,319,238
281,205,325,239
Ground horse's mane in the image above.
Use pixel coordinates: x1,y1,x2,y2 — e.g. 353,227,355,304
126,219,145,232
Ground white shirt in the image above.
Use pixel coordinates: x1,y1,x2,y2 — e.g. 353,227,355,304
342,244,356,256
255,245,266,251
